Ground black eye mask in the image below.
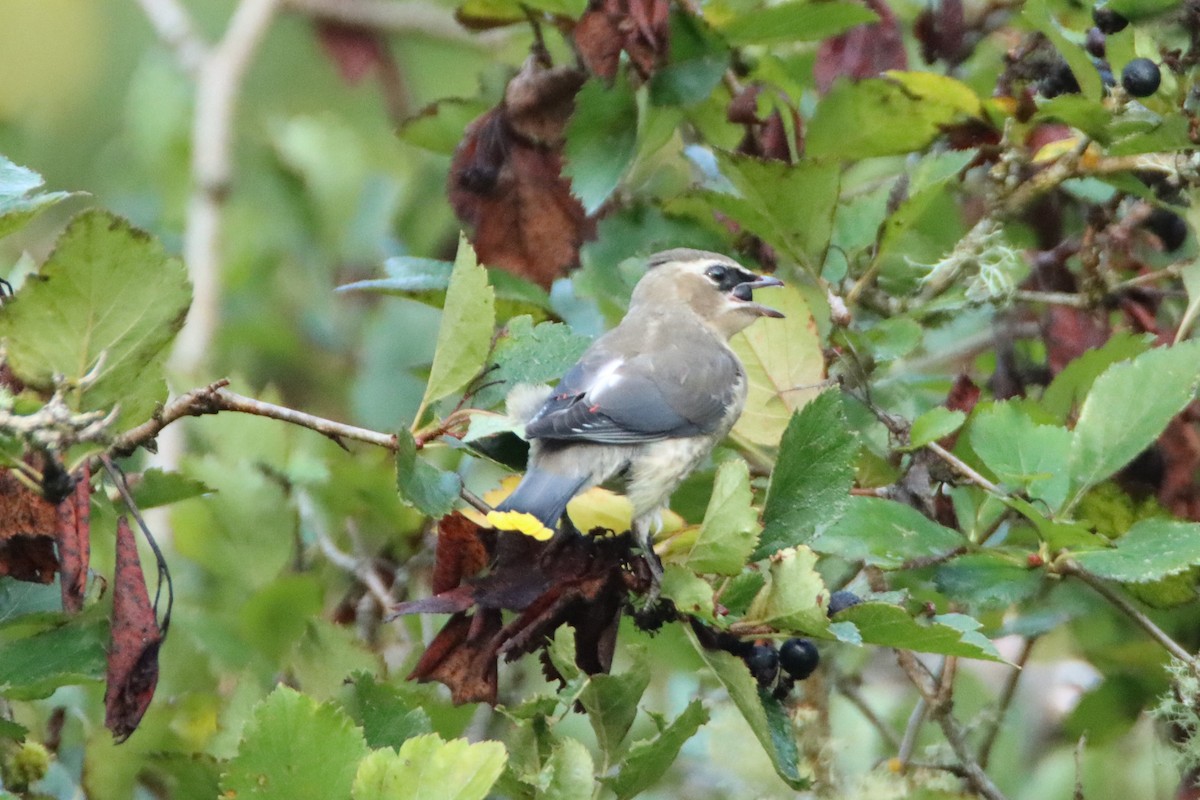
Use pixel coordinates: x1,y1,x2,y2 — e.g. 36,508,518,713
706,263,757,293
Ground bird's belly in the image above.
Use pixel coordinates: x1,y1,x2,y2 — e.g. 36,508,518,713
625,437,715,518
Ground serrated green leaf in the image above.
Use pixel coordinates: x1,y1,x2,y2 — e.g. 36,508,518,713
702,152,839,273
221,686,368,800
907,407,965,449
717,1,877,45
648,12,729,106
564,75,638,215
0,210,191,428
1041,332,1151,422
579,645,649,759
934,553,1044,610
131,468,211,509
538,739,594,800
0,717,27,740
808,72,983,159
352,733,507,800
342,672,433,750
396,429,462,517
603,700,708,800
745,546,830,633
970,402,1072,509
809,496,964,569
0,156,73,239
1067,341,1200,509
673,458,759,574
0,612,107,700
472,315,591,409
687,631,809,789
416,235,495,422
835,602,1003,660
754,391,857,558
730,287,826,448
1073,519,1200,583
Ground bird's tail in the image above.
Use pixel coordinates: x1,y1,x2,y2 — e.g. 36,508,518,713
487,468,588,541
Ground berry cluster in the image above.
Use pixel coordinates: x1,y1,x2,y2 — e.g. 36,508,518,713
1038,5,1162,99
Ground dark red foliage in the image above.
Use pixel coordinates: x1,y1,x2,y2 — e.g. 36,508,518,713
314,21,389,85
914,0,967,66
814,0,907,92
575,0,670,81
449,61,594,289
0,466,60,584
104,516,162,742
56,463,90,613
392,513,642,704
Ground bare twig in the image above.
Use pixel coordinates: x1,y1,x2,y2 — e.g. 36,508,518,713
302,492,396,610
1012,289,1089,308
135,0,209,75
926,441,1002,494
1061,560,1196,668
978,637,1036,769
836,679,901,751
283,0,506,44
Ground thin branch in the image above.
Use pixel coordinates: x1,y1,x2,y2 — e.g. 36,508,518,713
977,637,1036,770
283,0,507,45
135,0,209,75
173,0,281,378
926,441,1002,494
1062,560,1196,667
1012,289,1089,308
836,679,901,751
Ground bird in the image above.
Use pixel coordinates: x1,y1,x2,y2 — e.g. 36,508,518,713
486,248,784,591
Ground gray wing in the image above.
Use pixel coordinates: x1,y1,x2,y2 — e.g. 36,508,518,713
524,335,741,444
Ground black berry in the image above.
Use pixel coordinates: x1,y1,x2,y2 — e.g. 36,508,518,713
1085,27,1107,59
745,644,780,687
828,590,863,616
779,638,820,681
1092,6,1128,35
1121,58,1161,97
1145,208,1189,251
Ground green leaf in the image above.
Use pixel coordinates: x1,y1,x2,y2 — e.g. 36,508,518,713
0,717,27,740
809,496,964,569
416,235,495,421
649,12,730,106
342,672,433,750
687,631,809,789
1074,520,1200,583
907,407,966,449
660,564,716,621
538,739,594,800
0,210,191,427
579,645,650,760
396,428,462,518
744,546,831,633
0,613,107,700
934,553,1044,610
754,391,858,558
0,156,73,239
808,72,983,159
702,152,839,272
835,602,1003,660
730,286,827,448
603,700,708,800
472,315,591,410
970,402,1072,509
718,1,877,45
220,686,368,800
352,733,507,800
672,458,759,574
1023,0,1102,101
1067,341,1200,508
1041,332,1151,422
564,75,638,215
131,468,211,509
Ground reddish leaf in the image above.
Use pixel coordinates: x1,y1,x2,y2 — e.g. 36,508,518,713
575,0,670,81
433,513,493,594
449,62,594,288
945,374,981,415
914,0,967,66
314,21,388,85
1157,414,1200,521
731,85,805,163
814,0,907,93
104,516,162,742
56,463,91,613
0,467,59,584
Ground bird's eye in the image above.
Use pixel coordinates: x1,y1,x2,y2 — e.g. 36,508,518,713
705,264,728,284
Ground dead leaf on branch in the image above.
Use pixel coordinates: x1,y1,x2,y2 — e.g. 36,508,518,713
0,461,61,585
575,0,670,81
392,513,642,704
449,60,594,289
56,462,91,613
314,21,390,85
104,516,163,742
814,0,907,93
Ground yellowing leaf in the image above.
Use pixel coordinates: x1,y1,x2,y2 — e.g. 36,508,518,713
883,71,983,117
730,285,825,447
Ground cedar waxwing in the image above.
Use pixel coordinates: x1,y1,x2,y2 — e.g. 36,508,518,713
487,249,784,585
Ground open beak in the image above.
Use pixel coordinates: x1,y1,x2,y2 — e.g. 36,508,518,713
737,275,785,318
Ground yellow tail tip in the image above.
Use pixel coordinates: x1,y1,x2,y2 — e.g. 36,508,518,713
485,510,555,541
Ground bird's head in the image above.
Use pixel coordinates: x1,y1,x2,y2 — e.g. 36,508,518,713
631,249,784,338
